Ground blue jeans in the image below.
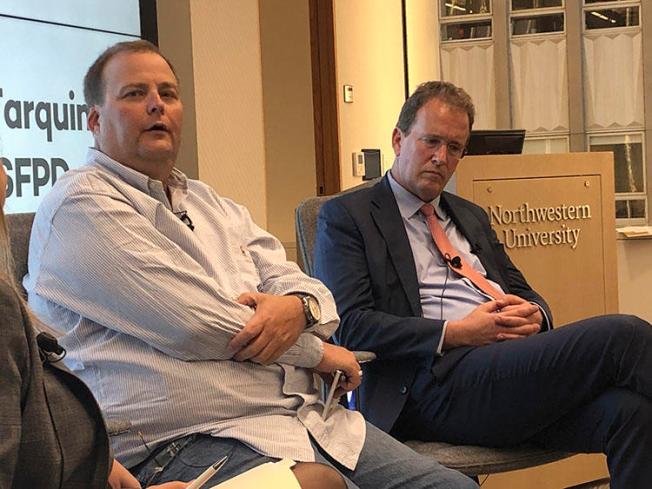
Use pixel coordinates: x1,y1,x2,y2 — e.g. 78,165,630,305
132,421,477,489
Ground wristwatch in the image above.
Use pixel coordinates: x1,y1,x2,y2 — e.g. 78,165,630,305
293,293,321,326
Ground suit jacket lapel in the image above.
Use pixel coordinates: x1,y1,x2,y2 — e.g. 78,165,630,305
370,177,423,317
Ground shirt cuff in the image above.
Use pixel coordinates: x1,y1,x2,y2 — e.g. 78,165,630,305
277,333,324,368
435,321,448,356
530,302,551,331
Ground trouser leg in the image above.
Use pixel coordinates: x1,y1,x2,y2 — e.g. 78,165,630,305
532,388,652,489
399,315,651,447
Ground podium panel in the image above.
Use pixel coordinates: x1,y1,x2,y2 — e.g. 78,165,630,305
457,152,616,487
458,152,618,327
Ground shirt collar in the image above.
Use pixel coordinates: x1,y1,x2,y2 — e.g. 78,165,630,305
387,169,444,220
87,147,189,209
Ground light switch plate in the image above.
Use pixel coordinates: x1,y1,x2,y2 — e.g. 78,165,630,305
343,84,354,103
352,152,365,176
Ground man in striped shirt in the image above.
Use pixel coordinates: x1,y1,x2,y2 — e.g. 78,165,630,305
25,40,476,489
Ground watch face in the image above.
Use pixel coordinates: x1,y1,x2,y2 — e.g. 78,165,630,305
307,297,321,321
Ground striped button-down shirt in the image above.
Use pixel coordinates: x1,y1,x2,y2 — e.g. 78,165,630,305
25,148,365,469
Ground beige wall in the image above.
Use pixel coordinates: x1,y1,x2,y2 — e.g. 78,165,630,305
259,0,317,259
333,0,405,189
405,0,440,92
157,0,198,180
158,0,315,252
617,237,652,322
189,0,268,226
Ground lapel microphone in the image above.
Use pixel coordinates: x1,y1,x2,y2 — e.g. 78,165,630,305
444,253,462,269
174,210,195,231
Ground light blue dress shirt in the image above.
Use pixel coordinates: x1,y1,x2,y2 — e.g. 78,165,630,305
387,171,509,352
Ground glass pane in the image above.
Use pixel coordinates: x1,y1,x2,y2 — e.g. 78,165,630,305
512,13,564,35
522,137,569,154
615,200,628,219
441,0,491,17
512,0,562,10
585,7,640,30
585,0,631,4
630,199,646,219
591,141,644,193
441,20,492,41
615,199,647,220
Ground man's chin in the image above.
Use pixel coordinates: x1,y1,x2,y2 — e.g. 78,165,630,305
139,143,178,162
416,183,444,202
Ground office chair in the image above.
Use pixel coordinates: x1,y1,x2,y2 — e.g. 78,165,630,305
295,186,574,478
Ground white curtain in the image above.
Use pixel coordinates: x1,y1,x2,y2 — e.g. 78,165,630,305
511,36,569,132
440,42,495,129
583,31,644,130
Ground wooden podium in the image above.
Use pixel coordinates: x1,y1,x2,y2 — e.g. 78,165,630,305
456,152,617,489
457,152,618,326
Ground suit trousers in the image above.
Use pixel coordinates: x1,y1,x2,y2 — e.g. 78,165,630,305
394,314,652,489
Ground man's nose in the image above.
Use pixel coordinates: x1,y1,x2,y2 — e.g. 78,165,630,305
431,142,448,162
147,92,165,115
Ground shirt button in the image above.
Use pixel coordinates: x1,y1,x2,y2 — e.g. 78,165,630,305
400,386,408,395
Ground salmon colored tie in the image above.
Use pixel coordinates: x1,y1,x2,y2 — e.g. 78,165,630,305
420,204,505,300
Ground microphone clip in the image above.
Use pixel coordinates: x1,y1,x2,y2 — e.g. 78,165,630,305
175,210,195,231
444,253,462,269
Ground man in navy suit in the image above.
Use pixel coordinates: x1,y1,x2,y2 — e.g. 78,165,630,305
314,81,652,489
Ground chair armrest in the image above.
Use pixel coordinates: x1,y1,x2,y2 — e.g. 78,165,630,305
353,351,377,364
106,418,132,436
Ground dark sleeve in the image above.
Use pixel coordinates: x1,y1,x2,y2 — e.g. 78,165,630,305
314,198,444,361
0,280,32,487
475,206,554,330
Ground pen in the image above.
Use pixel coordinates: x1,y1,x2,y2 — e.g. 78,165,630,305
186,455,228,489
321,369,343,420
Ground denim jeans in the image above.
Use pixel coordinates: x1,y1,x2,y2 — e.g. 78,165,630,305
132,421,477,489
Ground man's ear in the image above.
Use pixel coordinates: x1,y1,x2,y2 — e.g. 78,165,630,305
391,127,403,156
87,106,100,134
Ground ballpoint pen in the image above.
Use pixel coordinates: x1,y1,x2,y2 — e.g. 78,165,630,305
186,455,228,489
321,369,343,420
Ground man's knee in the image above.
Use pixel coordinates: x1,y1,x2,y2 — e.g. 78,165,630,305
291,462,347,489
571,314,651,350
591,314,650,334
601,389,651,440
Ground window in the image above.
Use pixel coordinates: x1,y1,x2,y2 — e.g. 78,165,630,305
585,5,640,30
589,133,647,222
440,0,492,41
522,136,569,154
510,0,565,37
512,0,562,10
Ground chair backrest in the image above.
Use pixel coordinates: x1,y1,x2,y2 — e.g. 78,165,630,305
295,195,332,276
295,178,381,275
6,212,35,297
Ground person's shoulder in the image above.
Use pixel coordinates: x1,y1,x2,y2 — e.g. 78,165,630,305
442,191,491,223
0,275,24,315
322,178,382,215
442,191,484,212
187,180,254,220
39,165,109,206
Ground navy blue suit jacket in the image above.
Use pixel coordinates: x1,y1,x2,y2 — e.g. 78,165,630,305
314,175,551,432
